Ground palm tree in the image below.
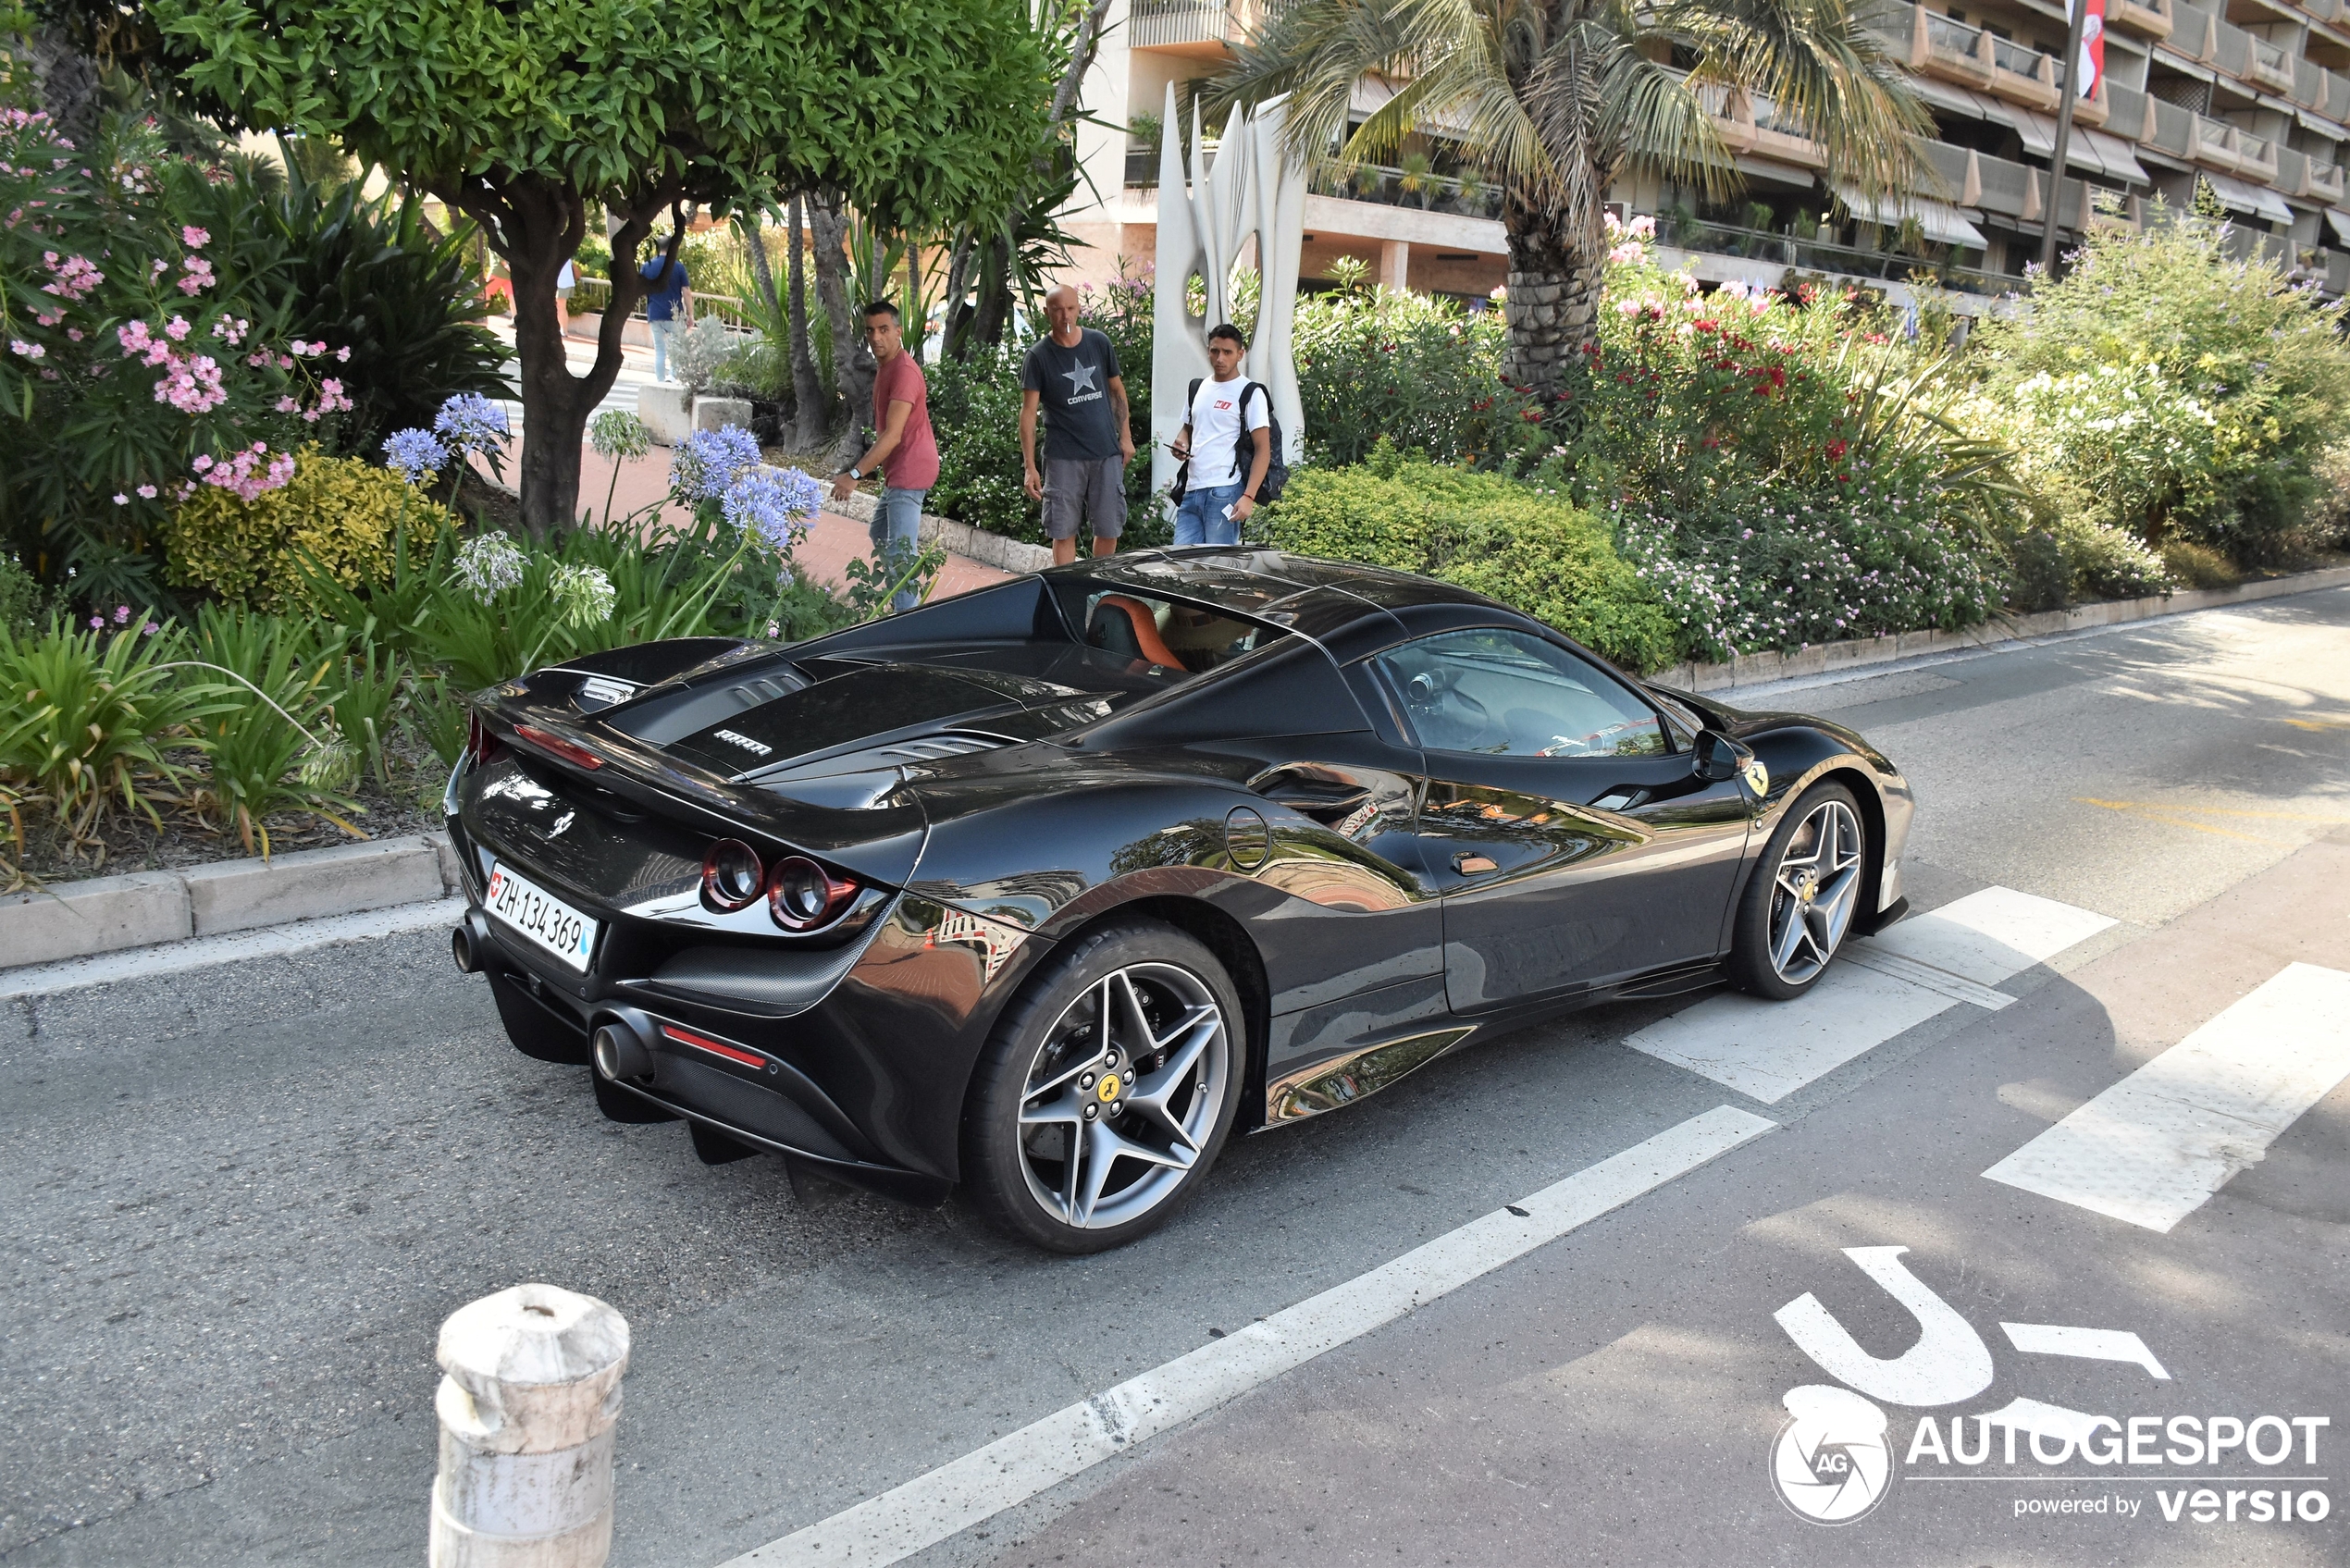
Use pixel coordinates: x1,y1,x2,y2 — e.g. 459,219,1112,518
1218,0,1933,395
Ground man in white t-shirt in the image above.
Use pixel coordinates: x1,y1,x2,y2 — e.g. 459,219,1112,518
1169,322,1270,548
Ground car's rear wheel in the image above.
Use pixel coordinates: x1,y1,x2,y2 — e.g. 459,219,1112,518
963,920,1244,1253
1729,782,1868,1000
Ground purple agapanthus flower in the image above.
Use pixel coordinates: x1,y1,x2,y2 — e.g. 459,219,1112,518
382,426,448,483
671,426,763,502
721,464,823,550
433,393,512,456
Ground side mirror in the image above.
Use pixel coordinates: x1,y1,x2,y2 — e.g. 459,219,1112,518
1693,729,1748,784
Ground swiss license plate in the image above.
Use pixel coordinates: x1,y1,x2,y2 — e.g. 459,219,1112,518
484,860,599,972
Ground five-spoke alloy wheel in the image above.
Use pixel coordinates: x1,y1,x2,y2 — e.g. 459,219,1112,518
965,921,1243,1252
1730,781,1869,999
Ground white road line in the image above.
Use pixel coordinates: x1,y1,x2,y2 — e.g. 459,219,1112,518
1983,961,2350,1231
0,898,466,1000
1998,1323,2171,1379
1866,885,2116,989
716,1105,1778,1568
1627,884,2111,1103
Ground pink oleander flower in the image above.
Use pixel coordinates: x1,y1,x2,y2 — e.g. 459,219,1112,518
177,257,215,296
137,484,156,499
276,395,301,413
165,315,191,341
181,226,210,248
336,345,351,362
7,340,43,360
113,492,130,505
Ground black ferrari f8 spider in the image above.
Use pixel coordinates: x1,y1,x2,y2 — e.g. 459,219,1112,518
447,549,1913,1251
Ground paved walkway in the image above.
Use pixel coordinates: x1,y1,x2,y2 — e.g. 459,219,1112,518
482,320,1013,603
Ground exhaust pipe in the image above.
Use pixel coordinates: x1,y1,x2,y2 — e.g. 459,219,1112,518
451,909,495,974
593,1017,656,1082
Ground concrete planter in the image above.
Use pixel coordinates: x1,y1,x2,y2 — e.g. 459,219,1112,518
693,396,753,434
0,833,463,970
829,489,1056,574
636,384,690,446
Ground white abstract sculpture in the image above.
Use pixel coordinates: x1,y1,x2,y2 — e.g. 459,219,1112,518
1150,85,1308,512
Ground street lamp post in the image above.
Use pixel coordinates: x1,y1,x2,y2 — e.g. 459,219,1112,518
2038,0,2095,277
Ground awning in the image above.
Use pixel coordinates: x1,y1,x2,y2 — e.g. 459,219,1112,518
1733,153,1819,189
2326,209,2350,245
1911,77,2001,121
1834,183,1990,247
2200,171,2294,224
2298,108,2344,140
2010,113,2151,182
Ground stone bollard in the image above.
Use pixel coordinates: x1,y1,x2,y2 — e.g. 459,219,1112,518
692,396,753,434
430,1283,630,1568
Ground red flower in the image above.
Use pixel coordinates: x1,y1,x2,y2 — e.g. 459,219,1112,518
1825,438,1849,460
1521,407,1542,422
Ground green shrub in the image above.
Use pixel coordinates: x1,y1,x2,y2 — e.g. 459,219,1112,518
186,604,357,856
162,448,443,610
2159,537,2239,589
0,620,229,842
1967,205,2350,566
1288,283,1519,467
1259,445,1678,672
0,555,43,634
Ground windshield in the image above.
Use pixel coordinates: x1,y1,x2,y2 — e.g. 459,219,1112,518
1049,579,1290,678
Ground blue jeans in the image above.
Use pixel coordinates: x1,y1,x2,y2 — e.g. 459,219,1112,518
649,318,676,381
871,487,927,611
1175,481,1243,548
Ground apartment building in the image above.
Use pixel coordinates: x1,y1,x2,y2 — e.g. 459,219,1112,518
1058,0,2350,309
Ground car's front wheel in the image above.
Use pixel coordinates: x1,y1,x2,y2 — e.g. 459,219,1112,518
1729,781,1868,1000
963,920,1245,1253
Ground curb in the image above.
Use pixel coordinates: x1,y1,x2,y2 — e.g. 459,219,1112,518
1650,563,2350,695
0,833,461,970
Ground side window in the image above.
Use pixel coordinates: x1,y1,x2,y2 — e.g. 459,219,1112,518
1371,628,1670,758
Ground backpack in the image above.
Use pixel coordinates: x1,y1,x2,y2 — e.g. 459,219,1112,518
1173,377,1290,507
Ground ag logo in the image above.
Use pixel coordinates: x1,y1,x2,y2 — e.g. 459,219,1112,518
1771,1385,1894,1525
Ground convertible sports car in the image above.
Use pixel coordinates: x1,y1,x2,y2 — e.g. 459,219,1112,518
447,548,1913,1252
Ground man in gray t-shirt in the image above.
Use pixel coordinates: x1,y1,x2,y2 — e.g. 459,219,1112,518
1020,285,1135,564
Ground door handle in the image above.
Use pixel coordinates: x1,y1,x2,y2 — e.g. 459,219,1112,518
1453,852,1499,875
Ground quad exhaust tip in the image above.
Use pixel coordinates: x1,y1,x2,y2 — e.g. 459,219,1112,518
451,910,495,974
593,1019,655,1082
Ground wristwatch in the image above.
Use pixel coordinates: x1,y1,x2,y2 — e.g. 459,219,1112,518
841,467,861,481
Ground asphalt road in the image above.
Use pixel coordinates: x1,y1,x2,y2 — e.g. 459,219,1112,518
3,586,2345,1567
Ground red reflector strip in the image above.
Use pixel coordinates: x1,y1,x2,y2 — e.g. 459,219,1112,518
513,723,603,769
660,1024,766,1069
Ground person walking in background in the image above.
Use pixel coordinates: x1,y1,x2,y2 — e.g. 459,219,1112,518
1170,324,1270,548
640,249,691,382
831,300,939,612
554,258,575,336
1020,284,1133,566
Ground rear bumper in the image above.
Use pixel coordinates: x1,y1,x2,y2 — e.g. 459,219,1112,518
448,805,1051,1192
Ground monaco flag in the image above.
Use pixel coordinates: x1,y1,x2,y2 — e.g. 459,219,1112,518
2075,0,2107,99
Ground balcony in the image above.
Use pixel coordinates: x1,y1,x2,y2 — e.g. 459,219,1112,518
2307,159,2349,204
1692,81,1829,167
1129,0,1267,51
2109,0,2175,39
1652,215,2010,295
2248,36,2297,94
1305,163,1506,219
1910,6,1997,89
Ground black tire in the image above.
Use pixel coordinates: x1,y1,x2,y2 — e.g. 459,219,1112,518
488,970,592,1064
962,919,1246,1253
1728,781,1870,1001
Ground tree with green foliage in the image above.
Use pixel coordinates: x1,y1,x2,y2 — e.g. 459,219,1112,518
151,0,1054,532
1218,0,1929,396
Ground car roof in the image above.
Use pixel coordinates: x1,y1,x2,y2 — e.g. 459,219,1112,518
1048,548,1500,645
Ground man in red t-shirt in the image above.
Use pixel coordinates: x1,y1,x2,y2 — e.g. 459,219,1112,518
831,300,940,611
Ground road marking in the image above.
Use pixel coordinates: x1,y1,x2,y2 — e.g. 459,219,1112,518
1999,1323,2171,1379
1839,946,2016,1010
1627,884,2110,1102
2075,799,2282,844
1775,1247,1993,1407
715,1105,1777,1568
2077,797,2350,823
1863,885,2116,989
0,898,466,1000
1626,962,1955,1103
1984,962,2350,1231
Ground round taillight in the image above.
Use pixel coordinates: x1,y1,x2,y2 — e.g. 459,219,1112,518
767,855,860,932
701,839,766,912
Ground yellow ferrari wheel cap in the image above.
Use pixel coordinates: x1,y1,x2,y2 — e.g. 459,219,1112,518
1096,1073,1122,1102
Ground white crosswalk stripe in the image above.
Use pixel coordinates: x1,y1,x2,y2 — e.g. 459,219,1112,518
1626,886,2115,1103
1983,960,2350,1230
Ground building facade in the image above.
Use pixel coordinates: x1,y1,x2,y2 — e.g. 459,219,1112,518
1059,0,2350,309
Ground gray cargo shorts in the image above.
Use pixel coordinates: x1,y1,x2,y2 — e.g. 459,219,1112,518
1042,455,1127,540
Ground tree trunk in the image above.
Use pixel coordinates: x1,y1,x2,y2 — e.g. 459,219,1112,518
940,234,974,362
1500,190,1603,399
970,233,1014,348
810,193,872,468
450,175,679,536
786,195,826,450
